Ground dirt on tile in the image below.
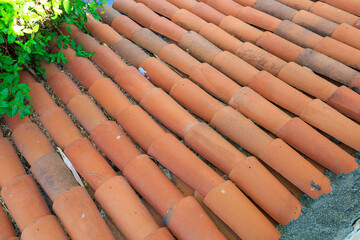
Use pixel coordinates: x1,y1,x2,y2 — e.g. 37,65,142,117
278,157,360,240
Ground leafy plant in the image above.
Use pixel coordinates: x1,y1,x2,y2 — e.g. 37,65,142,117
0,0,106,118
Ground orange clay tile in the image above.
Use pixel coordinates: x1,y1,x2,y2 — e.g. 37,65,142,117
171,9,207,32
260,137,332,196
159,0,356,94
0,207,16,239
100,5,358,172
233,0,256,6
65,57,104,88
228,86,286,134
150,17,187,42
100,28,302,225
199,23,243,53
64,138,117,190
327,86,360,122
0,138,26,187
70,19,288,236
203,180,281,239
309,2,358,25
205,0,244,17
67,94,108,133
139,57,182,92
275,0,313,10
278,117,358,174
235,41,287,75
350,76,360,93
143,228,175,240
92,24,123,47
300,99,360,151
164,196,227,239
140,88,198,137
190,2,225,25
143,200,166,227
90,45,127,78
323,0,360,17
295,48,360,86
151,134,219,195
146,0,178,18
84,14,100,33
58,75,227,240
219,15,263,43
170,78,224,122
30,153,79,200
292,10,339,36
112,39,150,67
189,63,241,103
116,105,165,151
96,4,121,25
123,155,183,216
40,60,62,80
1,175,51,231
212,51,258,86
274,20,323,48
178,31,222,64
52,186,115,240
253,0,298,20
93,176,162,240
27,83,58,115
166,0,197,10
89,77,133,116
11,123,54,165
128,3,159,28
209,106,272,155
256,31,304,62
44,59,222,240
39,108,83,149
158,44,201,75
314,37,360,70
132,28,168,54
114,66,154,102
3,114,31,131
193,191,241,240
47,72,82,104
277,62,338,101
111,15,142,39
228,155,301,223
248,71,312,115
21,215,67,240
113,0,136,14
90,121,140,170
5,114,114,240
237,6,282,31
72,33,100,52
331,23,360,51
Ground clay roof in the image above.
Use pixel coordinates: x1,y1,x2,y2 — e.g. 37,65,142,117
1,0,360,239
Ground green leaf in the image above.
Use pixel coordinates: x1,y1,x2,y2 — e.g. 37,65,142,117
0,88,9,101
0,34,4,43
7,34,15,43
0,108,6,115
56,40,62,49
32,24,39,32
66,24,72,34
63,0,71,14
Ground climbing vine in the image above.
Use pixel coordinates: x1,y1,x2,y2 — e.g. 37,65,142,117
0,0,106,118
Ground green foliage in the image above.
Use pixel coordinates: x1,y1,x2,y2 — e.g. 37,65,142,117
0,0,106,118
